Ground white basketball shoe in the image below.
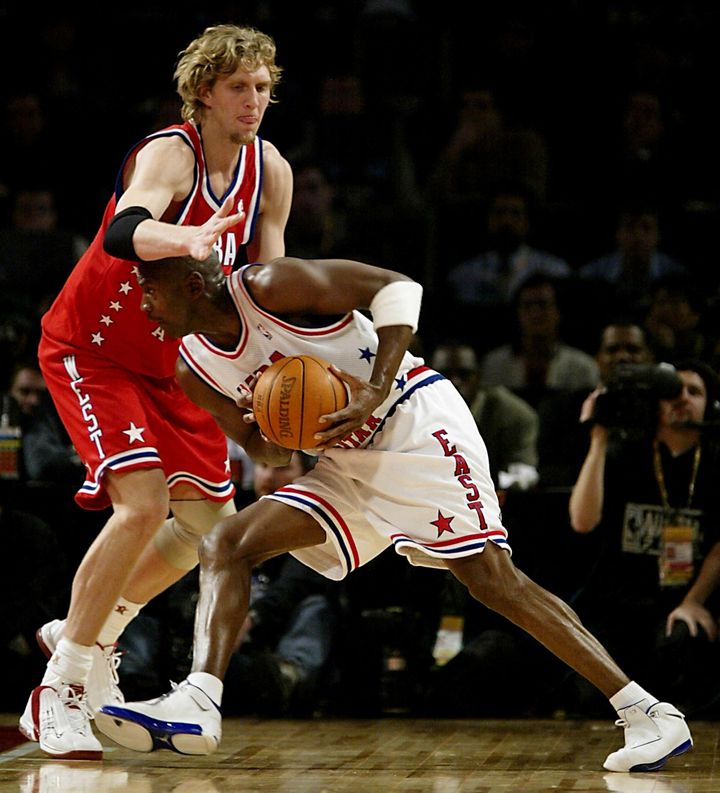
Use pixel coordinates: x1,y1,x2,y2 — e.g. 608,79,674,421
95,679,221,755
36,618,124,713
603,699,693,772
19,684,103,760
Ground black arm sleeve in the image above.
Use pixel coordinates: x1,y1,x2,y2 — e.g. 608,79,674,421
103,206,154,261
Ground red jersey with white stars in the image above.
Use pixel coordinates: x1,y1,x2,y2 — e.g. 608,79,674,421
41,122,263,378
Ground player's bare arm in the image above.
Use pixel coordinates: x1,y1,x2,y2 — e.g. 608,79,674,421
175,357,291,466
246,258,420,447
245,257,414,319
245,141,293,263
111,137,244,261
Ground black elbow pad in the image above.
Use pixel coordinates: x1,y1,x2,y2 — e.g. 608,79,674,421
103,206,154,261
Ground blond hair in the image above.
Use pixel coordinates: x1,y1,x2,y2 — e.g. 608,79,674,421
174,24,282,122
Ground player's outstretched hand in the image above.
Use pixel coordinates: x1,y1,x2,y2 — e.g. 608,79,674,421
187,196,245,260
314,365,385,449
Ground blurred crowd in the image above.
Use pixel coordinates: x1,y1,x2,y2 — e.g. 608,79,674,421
3,2,720,719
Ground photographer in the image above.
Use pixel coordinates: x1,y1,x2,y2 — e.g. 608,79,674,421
566,359,720,717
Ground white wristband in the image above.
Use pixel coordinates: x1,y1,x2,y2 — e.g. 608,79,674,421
369,281,423,333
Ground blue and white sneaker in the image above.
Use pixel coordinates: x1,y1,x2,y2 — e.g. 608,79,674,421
94,679,221,755
603,699,693,772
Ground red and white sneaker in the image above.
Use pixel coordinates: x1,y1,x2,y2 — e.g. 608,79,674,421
19,684,103,760
36,619,124,713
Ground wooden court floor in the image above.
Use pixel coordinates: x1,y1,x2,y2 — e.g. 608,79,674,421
0,713,718,792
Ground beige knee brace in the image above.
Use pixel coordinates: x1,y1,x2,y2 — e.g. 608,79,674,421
153,498,237,570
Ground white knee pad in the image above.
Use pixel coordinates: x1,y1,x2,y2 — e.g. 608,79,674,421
152,498,237,570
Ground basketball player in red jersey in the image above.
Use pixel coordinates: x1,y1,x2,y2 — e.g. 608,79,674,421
19,24,293,760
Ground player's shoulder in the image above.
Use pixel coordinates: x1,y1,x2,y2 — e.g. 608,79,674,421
136,131,196,166
260,138,291,174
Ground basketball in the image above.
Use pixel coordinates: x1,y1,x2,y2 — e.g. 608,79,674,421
252,355,348,450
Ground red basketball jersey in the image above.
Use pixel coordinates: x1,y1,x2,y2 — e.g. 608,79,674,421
41,122,263,378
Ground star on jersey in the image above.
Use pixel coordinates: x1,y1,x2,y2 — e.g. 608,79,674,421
152,327,166,342
122,422,146,443
431,510,455,537
91,332,105,346
131,266,140,278
109,301,122,312
100,315,113,326
358,347,376,363
119,281,132,295
394,374,407,390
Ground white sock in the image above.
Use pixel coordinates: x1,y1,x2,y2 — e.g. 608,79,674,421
96,597,144,646
609,681,659,712
42,637,94,688
187,672,223,706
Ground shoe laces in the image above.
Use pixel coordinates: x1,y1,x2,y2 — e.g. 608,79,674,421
150,680,182,704
58,684,95,731
97,644,123,686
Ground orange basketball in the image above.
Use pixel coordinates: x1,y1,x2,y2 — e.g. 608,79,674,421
252,355,348,450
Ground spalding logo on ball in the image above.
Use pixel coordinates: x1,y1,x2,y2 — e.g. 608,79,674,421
252,355,349,450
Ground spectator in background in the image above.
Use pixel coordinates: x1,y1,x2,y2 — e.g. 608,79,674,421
566,359,720,718
284,160,353,259
7,359,83,486
439,185,570,352
428,86,549,216
430,340,539,493
537,319,654,489
643,273,713,363
479,273,599,408
579,202,686,317
0,92,57,202
445,184,570,312
603,89,688,226
0,185,89,315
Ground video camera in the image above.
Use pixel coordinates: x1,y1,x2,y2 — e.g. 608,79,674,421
592,363,683,438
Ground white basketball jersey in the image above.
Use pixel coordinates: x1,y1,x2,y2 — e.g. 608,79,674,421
179,265,427,448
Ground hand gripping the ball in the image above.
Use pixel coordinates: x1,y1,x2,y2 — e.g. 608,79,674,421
312,365,387,450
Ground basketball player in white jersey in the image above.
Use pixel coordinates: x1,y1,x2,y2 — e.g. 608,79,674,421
96,252,693,773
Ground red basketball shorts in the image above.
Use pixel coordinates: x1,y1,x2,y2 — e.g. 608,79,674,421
39,335,234,510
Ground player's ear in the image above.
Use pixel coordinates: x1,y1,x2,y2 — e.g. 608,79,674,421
186,270,206,298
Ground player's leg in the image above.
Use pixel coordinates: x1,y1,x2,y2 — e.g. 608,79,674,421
445,543,693,772
35,354,235,716
94,498,325,754
20,467,169,760
38,493,238,710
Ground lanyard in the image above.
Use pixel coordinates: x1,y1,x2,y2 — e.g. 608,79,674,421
653,440,702,509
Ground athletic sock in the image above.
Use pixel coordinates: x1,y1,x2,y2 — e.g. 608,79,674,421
187,672,223,706
96,597,144,647
610,681,660,712
42,636,94,688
